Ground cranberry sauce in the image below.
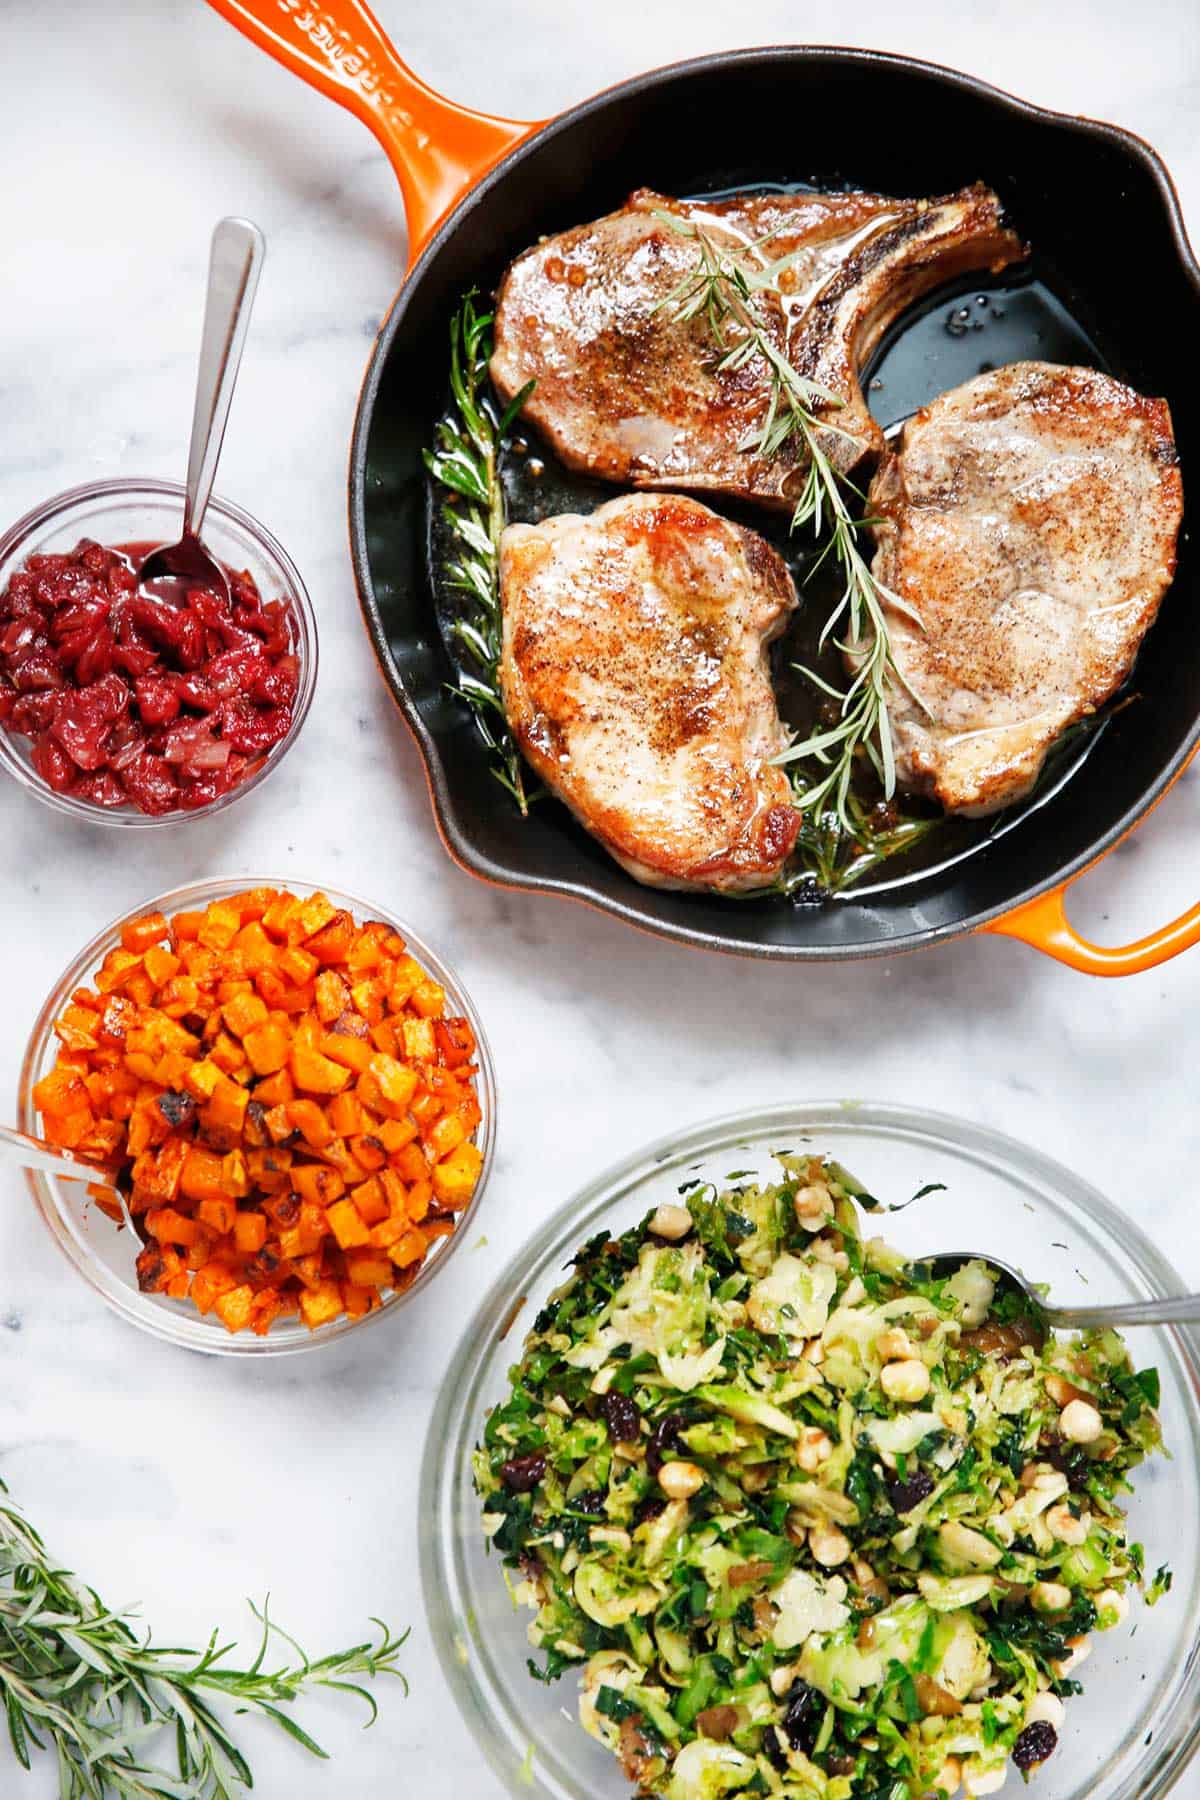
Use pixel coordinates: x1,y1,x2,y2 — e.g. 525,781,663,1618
0,539,299,815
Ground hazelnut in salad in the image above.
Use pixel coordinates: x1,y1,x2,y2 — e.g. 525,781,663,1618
474,1156,1166,1798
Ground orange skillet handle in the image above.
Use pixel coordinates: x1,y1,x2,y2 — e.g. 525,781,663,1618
205,0,544,260
984,882,1200,976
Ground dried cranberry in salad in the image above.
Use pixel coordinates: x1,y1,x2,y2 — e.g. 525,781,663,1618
0,539,300,814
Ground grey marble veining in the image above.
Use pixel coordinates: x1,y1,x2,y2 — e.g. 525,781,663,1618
2,1,1198,1794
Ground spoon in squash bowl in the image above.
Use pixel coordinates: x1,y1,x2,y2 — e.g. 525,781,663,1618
918,1250,1200,1330
137,216,265,606
0,1124,143,1245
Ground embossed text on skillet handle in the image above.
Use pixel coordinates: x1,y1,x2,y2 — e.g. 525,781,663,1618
205,0,543,261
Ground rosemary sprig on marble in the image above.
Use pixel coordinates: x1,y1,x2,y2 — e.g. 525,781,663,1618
0,1483,407,1799
659,216,923,832
424,290,536,814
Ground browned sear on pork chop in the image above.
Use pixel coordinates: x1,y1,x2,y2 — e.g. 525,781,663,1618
867,361,1184,816
499,494,800,892
490,185,1024,508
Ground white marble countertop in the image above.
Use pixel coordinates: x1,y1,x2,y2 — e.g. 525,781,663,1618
2,1,1199,1794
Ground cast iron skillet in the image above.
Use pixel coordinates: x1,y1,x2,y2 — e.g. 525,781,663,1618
210,0,1200,972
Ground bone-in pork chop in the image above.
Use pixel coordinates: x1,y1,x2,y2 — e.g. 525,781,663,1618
499,494,800,892
867,361,1183,816
490,185,1023,508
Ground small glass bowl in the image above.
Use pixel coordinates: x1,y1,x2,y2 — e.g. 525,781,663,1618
0,479,317,826
19,876,496,1355
423,1101,1200,1800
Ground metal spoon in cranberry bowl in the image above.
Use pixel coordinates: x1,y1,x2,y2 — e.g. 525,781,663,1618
0,479,317,825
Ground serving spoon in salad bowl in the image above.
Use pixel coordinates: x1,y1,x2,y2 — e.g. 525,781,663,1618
0,1123,144,1245
920,1250,1200,1330
137,216,265,607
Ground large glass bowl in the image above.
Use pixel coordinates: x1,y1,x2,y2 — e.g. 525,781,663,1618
0,479,317,826
423,1102,1200,1800
19,876,496,1355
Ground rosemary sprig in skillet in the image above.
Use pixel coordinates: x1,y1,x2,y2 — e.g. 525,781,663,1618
424,291,537,814
658,215,925,838
0,1481,407,1798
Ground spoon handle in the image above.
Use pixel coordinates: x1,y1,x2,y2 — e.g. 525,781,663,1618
1048,1294,1200,1329
183,217,265,541
0,1124,114,1187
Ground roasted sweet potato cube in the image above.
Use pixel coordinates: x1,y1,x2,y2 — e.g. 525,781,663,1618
406,1177,433,1223
401,1017,436,1063
121,911,169,955
428,1112,467,1160
306,910,355,966
326,1198,371,1249
391,1140,430,1184
279,945,318,986
223,991,269,1039
181,1053,221,1099
409,979,446,1020
349,1176,388,1225
290,1040,351,1095
387,956,424,1010
146,1206,205,1248
198,901,242,951
292,1163,345,1207
252,1068,294,1107
349,1133,387,1174
343,1248,393,1289
364,1053,419,1119
143,944,182,987
369,1216,408,1249
263,1103,296,1145
322,1030,373,1075
328,1091,366,1137
388,1227,427,1269
221,1149,250,1198
203,1077,250,1137
259,892,298,938
210,1031,250,1077
244,1022,290,1077
180,1146,227,1203
191,1262,238,1315
349,977,387,1026
341,1282,377,1318
232,920,276,973
299,1280,343,1330
314,969,351,1023
214,1284,256,1333
233,1211,268,1254
197,1196,237,1235
286,1098,334,1150
378,1115,419,1154
432,1141,483,1209
295,892,337,940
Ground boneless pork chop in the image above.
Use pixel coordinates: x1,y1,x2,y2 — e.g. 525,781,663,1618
499,494,800,892
491,185,1023,508
867,362,1183,815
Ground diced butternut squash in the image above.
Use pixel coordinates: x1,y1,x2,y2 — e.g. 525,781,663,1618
432,1142,484,1210
33,887,483,1335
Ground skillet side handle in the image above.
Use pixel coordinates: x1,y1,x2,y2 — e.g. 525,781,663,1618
204,0,543,260
984,883,1200,976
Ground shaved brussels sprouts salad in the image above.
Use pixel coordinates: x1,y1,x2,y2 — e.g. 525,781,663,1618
474,1154,1167,1799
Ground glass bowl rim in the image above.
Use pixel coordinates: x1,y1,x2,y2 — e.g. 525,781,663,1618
0,477,318,829
421,1098,1200,1800
19,873,497,1355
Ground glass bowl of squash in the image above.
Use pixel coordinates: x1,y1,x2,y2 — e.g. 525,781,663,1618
18,877,496,1354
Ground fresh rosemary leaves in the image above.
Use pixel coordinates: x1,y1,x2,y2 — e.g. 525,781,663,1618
659,213,928,871
0,1483,406,1799
424,292,535,813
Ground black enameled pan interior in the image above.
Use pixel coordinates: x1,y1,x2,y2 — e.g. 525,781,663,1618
350,48,1199,961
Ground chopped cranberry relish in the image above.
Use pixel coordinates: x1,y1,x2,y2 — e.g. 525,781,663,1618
0,539,299,814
